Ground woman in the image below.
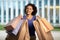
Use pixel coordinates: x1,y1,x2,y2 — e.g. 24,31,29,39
6,3,54,40
22,3,53,40
5,3,37,40
23,3,37,40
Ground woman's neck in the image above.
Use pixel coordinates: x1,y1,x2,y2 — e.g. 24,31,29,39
26,14,32,17
26,14,33,20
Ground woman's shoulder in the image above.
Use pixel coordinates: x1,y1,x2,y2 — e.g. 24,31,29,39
32,15,40,20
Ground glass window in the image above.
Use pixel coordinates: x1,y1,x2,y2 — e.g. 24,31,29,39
50,0,53,6
44,0,47,5
23,1,25,7
0,1,1,17
50,9,53,23
45,8,47,18
4,10,6,23
13,1,16,9
18,9,20,15
4,1,6,10
18,1,20,9
28,0,31,3
33,0,36,5
8,0,11,8
4,18,6,23
0,7,1,22
0,1,1,8
39,1,41,7
0,1,1,20
23,1,26,15
56,8,59,23
13,9,15,18
0,8,1,16
0,8,1,22
39,8,42,17
56,0,59,6
0,19,1,22
9,8,11,22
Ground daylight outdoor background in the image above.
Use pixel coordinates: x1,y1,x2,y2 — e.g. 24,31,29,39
0,0,60,40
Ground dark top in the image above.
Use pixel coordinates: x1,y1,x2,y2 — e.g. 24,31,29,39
23,15,36,36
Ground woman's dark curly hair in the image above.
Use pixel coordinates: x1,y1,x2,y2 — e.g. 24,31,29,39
24,3,37,16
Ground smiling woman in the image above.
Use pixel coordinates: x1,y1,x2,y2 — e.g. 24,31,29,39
23,3,37,40
0,0,60,26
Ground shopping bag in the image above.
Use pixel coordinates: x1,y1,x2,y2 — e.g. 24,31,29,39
5,15,22,31
24,20,30,40
12,20,24,35
36,16,54,32
33,20,54,40
39,20,54,40
18,20,30,40
33,16,54,40
5,20,30,40
33,20,43,40
40,18,54,32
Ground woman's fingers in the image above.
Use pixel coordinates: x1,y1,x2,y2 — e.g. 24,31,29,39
36,15,40,20
19,14,23,18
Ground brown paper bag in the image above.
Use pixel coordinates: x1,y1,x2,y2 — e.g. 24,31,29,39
18,20,30,40
39,20,54,40
37,17,54,32
5,20,30,40
33,20,43,40
33,20,54,40
41,18,54,32
5,15,22,31
24,20,30,40
5,20,25,40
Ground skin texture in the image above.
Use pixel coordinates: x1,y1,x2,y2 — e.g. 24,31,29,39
26,5,34,20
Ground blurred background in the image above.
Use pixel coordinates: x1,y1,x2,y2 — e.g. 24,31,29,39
0,0,60,40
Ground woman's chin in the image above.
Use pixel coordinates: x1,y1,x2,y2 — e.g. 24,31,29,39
26,13,31,15
26,14,30,15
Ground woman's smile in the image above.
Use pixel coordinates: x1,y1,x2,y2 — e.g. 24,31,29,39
26,6,33,15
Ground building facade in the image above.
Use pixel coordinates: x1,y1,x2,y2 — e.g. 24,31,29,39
0,0,60,26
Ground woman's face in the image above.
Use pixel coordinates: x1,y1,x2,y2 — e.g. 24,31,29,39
26,5,33,15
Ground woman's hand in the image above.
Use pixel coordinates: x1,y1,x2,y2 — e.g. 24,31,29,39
18,14,23,19
36,15,41,20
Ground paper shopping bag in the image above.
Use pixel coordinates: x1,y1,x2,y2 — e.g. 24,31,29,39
18,20,30,40
5,15,22,31
12,20,24,35
33,20,43,40
40,18,54,32
33,20,54,40
5,20,30,40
